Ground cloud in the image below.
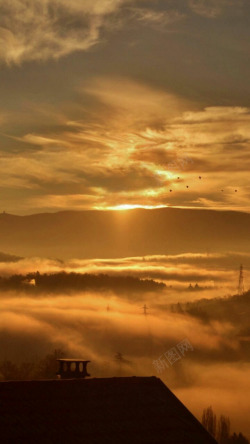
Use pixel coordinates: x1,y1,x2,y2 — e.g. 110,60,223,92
0,1,187,65
178,107,250,124
188,0,228,18
0,288,243,364
130,7,184,28
188,0,247,19
83,77,189,128
0,0,246,66
1,79,250,213
0,0,125,64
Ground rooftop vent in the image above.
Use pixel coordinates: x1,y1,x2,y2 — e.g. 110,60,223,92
57,359,91,379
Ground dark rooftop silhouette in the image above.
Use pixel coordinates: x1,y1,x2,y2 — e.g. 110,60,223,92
0,377,217,443
57,359,91,379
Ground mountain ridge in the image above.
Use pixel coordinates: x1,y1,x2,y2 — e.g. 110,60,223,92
0,207,249,259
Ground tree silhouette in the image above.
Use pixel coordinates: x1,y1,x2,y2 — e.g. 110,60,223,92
201,407,249,444
114,352,131,377
36,349,65,379
217,415,230,444
0,361,19,381
202,406,217,438
0,349,65,381
228,433,249,444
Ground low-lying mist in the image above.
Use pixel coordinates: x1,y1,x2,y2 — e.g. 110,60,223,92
0,251,249,300
0,252,249,437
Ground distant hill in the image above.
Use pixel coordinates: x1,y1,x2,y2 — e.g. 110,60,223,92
174,291,250,346
172,292,250,362
0,272,165,294
0,207,250,259
175,291,250,326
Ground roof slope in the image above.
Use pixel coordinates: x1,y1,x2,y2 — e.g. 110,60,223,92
0,377,217,444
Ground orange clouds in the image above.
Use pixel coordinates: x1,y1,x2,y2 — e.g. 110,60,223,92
0,0,125,65
1,78,249,213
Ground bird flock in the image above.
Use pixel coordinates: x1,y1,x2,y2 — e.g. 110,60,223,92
169,176,238,194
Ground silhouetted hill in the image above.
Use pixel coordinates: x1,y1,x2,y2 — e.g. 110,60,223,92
171,292,250,363
0,272,165,294
174,292,250,356
0,207,250,258
176,291,250,325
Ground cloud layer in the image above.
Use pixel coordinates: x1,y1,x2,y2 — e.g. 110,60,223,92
0,0,249,214
0,0,245,65
0,0,124,64
0,251,249,298
0,78,249,213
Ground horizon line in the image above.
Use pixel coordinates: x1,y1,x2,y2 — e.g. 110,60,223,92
1,205,250,217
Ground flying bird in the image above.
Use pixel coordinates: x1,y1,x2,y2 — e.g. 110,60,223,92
186,186,189,189
170,189,173,192
199,176,202,179
235,190,238,192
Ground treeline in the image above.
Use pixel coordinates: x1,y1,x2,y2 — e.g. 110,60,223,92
171,291,250,325
0,350,64,381
0,350,132,381
202,406,249,444
0,271,166,293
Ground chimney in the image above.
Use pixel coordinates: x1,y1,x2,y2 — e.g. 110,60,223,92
57,359,91,379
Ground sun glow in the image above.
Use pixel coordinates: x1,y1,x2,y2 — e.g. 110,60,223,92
95,204,167,211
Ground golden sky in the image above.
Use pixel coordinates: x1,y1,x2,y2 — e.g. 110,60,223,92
0,0,249,214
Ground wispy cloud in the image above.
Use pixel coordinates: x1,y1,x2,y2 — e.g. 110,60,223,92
129,7,184,28
2,0,238,65
188,0,229,18
0,0,125,64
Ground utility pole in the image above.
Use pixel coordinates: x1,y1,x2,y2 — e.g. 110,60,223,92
114,352,123,376
142,304,149,316
238,264,244,295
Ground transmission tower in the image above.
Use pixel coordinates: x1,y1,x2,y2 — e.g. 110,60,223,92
142,304,149,316
238,264,244,295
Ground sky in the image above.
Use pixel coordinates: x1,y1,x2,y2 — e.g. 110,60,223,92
1,4,249,435
0,0,250,214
